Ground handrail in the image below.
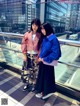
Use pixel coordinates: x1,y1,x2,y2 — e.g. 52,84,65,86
0,32,23,38
0,45,21,53
0,45,80,68
58,61,80,68
0,32,80,47
58,38,80,47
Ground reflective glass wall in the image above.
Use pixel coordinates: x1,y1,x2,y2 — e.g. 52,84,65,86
45,1,68,33
0,0,80,34
0,0,40,34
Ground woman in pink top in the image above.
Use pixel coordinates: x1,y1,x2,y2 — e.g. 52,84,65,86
21,18,42,91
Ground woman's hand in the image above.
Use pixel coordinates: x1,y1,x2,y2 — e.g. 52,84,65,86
23,54,27,61
38,58,43,63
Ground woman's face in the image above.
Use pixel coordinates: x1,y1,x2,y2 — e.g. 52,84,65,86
41,27,46,35
32,23,38,33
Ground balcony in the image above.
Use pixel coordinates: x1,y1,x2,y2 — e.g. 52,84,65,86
0,32,80,106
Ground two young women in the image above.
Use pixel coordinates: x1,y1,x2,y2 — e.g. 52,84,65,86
21,19,61,99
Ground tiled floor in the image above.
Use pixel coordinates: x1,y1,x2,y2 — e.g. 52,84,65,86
0,90,24,106
0,67,79,106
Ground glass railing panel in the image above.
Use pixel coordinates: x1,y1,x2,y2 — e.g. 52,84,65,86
0,34,22,69
0,35,22,46
55,63,80,90
0,33,80,91
0,47,23,69
59,44,80,63
65,67,80,90
55,42,80,90
0,47,6,62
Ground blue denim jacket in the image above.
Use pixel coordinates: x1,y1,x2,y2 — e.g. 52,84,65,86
39,34,61,63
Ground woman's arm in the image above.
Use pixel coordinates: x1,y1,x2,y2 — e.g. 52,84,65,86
21,32,28,61
43,38,61,63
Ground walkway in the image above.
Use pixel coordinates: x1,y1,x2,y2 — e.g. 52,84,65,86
0,67,79,106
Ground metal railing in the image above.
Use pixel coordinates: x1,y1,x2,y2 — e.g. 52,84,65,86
0,32,80,68
0,32,80,46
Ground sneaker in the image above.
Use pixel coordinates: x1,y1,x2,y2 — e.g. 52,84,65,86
23,85,28,91
31,86,35,91
28,85,35,92
35,93,43,98
42,93,54,99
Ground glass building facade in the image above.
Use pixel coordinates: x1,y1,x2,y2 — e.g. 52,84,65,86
0,0,80,33
70,0,80,31
0,0,40,33
0,0,26,33
45,0,68,33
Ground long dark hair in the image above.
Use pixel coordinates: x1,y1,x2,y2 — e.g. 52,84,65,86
30,18,41,33
42,23,55,36
37,23,55,50
37,32,44,50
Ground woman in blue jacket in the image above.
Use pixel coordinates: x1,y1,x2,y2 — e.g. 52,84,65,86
35,23,61,99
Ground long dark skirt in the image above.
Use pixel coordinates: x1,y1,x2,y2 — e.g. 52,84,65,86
35,62,56,95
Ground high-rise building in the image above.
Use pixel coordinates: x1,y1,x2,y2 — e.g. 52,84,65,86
76,5,80,30
44,0,68,32
0,0,39,33
0,0,70,33
69,0,80,30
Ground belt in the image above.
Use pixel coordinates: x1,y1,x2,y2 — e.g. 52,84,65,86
27,53,37,57
27,51,37,55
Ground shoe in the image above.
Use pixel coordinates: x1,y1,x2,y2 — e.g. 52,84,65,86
23,85,28,91
31,86,35,91
42,93,54,99
29,85,35,92
35,93,43,98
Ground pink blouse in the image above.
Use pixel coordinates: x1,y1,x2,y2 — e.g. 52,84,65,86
21,31,41,54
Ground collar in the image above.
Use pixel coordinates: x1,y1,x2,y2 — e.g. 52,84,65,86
30,31,40,38
47,34,56,41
